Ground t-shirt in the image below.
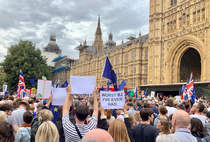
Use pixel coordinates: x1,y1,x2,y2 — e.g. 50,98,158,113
133,123,159,142
165,106,177,117
7,115,18,126
12,108,26,127
190,114,206,127
62,114,98,142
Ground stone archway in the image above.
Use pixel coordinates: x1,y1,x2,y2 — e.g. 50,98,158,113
179,48,201,82
166,35,205,83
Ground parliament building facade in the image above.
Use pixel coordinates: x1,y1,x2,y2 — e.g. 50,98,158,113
70,0,210,96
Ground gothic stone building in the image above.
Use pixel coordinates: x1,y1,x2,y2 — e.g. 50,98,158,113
70,16,149,92
71,0,210,97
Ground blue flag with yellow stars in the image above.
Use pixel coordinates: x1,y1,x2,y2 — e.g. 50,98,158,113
49,103,59,123
102,56,118,91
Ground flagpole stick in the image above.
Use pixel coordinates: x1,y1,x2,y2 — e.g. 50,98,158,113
42,80,46,104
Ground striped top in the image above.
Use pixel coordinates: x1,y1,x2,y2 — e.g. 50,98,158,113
62,114,98,142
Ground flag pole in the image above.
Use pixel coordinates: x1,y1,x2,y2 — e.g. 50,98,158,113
42,80,46,104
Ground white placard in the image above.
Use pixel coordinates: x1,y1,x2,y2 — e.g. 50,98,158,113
52,88,67,106
175,96,181,102
100,91,125,109
37,79,52,99
151,91,155,98
70,76,96,94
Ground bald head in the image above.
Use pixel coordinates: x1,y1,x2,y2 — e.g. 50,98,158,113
172,110,190,129
81,129,113,142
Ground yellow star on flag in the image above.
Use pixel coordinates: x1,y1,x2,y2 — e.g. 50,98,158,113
54,107,58,112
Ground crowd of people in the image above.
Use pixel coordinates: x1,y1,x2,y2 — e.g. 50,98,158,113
0,85,210,142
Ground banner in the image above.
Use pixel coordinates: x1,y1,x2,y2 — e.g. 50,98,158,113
100,91,125,109
37,79,52,99
70,76,96,94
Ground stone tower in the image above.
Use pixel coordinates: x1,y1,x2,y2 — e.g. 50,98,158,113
93,15,103,55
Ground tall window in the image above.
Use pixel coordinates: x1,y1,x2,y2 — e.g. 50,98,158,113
87,66,88,72
144,64,148,74
80,67,83,73
115,56,120,64
131,65,136,74
131,50,136,61
171,0,177,6
145,50,148,60
125,54,128,63
124,67,128,76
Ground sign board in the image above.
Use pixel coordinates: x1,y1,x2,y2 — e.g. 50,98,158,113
52,88,67,106
37,79,52,99
70,76,96,94
100,91,125,109
151,91,155,98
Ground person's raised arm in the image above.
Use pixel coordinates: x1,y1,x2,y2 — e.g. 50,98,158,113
63,85,73,115
45,95,53,108
92,87,98,116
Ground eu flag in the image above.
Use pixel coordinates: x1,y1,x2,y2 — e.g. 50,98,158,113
30,78,36,85
180,84,185,92
107,80,113,91
102,56,118,91
49,103,59,123
61,80,68,88
118,80,126,90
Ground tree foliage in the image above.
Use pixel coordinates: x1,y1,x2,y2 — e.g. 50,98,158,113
200,85,210,99
2,40,52,91
0,68,6,90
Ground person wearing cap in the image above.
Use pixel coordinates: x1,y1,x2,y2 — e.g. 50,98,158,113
12,100,30,127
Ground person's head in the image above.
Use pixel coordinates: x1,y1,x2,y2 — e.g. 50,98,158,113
128,98,132,102
8,96,14,101
127,102,133,109
132,98,137,103
23,111,33,124
35,121,59,142
115,109,123,115
159,106,168,115
28,99,34,105
16,100,30,110
165,98,174,107
156,134,181,142
6,100,13,106
140,108,154,122
0,95,3,101
128,113,134,128
81,98,86,105
13,98,22,109
89,97,94,106
156,118,170,134
0,103,13,115
36,103,43,113
184,102,190,109
0,111,7,122
0,122,14,142
82,129,114,142
176,104,185,110
75,105,89,122
191,103,205,114
201,108,208,117
149,101,155,107
143,103,150,108
206,112,210,122
108,119,130,142
38,109,53,124
29,105,35,114
136,101,141,108
172,110,190,130
106,109,112,120
23,96,29,102
133,111,141,122
190,118,206,137
73,100,81,109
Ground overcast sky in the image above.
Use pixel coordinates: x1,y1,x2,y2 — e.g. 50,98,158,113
0,0,149,61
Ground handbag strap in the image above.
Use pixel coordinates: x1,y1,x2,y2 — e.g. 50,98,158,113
74,124,83,139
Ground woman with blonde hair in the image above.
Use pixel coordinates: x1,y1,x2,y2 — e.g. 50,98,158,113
156,118,170,135
105,109,115,125
0,111,7,122
35,121,59,142
128,113,134,128
31,109,53,142
133,111,141,125
108,119,131,142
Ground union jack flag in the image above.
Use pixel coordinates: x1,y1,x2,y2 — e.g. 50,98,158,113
17,70,26,98
181,72,196,103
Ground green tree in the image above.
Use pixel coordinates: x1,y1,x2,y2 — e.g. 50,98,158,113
0,68,6,90
200,85,210,99
2,40,52,91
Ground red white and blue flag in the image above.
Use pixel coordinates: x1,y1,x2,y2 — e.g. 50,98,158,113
181,72,196,103
17,70,26,98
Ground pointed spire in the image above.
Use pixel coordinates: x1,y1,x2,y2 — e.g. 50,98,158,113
84,39,87,46
98,15,100,28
